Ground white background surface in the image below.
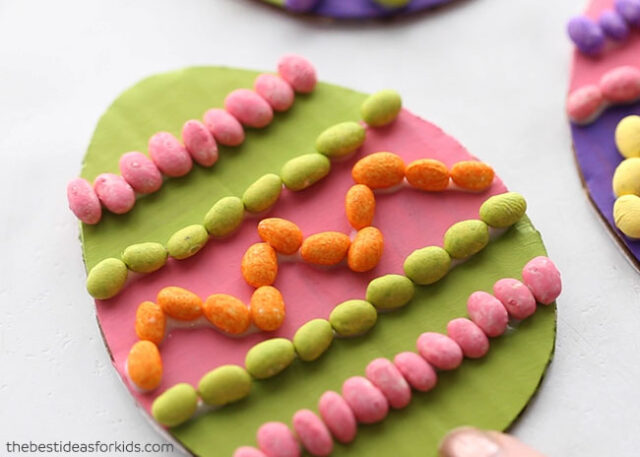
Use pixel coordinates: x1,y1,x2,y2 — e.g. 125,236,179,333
1,0,639,455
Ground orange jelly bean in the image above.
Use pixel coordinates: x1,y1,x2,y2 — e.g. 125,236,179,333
128,340,163,391
348,227,384,273
250,286,286,332
300,232,351,266
345,184,375,230
157,286,203,321
450,161,495,191
352,152,405,189
241,242,278,288
405,159,450,191
257,218,303,255
203,294,251,335
135,301,166,345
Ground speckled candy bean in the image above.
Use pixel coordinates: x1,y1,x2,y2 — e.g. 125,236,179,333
157,286,203,321
365,358,411,409
347,226,384,273
600,66,640,103
135,301,166,345
466,291,508,337
86,258,128,300
599,10,629,40
293,319,334,362
352,152,405,189
300,232,351,266
345,184,375,230
151,383,198,427
318,391,356,444
613,158,640,197
450,161,495,191
257,422,300,457
292,410,333,456
93,173,136,214
393,352,437,392
315,122,366,159
329,299,377,336
198,365,251,406
522,256,562,305
250,286,286,332
616,0,640,26
278,54,317,94
614,194,640,238
245,338,295,379
342,376,388,424
167,224,209,260
493,278,537,320
360,90,402,127
416,332,463,370
182,120,219,167
204,196,245,237
479,192,527,228
203,108,245,147
567,16,605,55
615,115,640,158
234,447,267,457
366,274,414,310
443,219,490,259
122,242,167,273
405,158,450,191
281,153,331,191
258,218,303,255
243,174,283,213
566,85,604,123
119,152,163,194
67,177,102,224
225,89,274,129
447,318,490,359
403,246,451,285
203,294,251,335
254,74,295,112
241,242,278,288
128,340,162,391
148,132,192,177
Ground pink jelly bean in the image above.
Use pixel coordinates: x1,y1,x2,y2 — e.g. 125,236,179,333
292,410,333,457
254,74,295,112
447,318,490,359
257,422,300,457
93,173,135,214
234,447,268,457
118,151,163,194
277,55,317,94
522,256,562,305
365,358,411,409
416,332,463,371
493,278,537,320
317,391,357,444
67,177,102,224
341,376,388,424
600,66,640,103
393,352,437,392
224,89,274,129
566,85,603,123
466,291,509,337
182,120,219,167
203,108,245,147
148,131,192,177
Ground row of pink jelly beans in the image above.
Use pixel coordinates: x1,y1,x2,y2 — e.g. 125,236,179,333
232,256,562,457
567,65,640,124
66,55,317,225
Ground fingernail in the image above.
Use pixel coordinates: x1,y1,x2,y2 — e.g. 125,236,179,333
439,427,501,457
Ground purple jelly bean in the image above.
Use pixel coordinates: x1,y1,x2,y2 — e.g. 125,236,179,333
567,16,606,55
599,10,630,40
285,0,319,13
615,0,640,27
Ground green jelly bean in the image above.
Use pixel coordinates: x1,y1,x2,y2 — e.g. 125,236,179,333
203,196,245,238
121,242,167,273
243,174,282,213
329,300,377,337
245,338,295,379
293,319,334,362
151,383,198,428
198,365,251,406
86,258,128,300
167,224,209,260
315,122,366,158
403,246,451,285
366,274,415,310
280,153,331,191
373,0,410,6
479,192,527,228
361,89,402,127
443,219,490,259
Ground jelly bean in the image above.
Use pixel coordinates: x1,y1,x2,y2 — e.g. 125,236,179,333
86,258,128,300
403,246,451,285
393,352,437,392
613,158,640,197
277,54,317,94
521,256,562,305
254,73,295,112
318,391,357,444
300,232,351,266
67,177,102,224
204,294,251,335
204,196,245,238
157,286,203,321
148,131,192,178
243,174,283,213
257,422,300,457
284,0,320,12
203,108,245,147
119,151,163,194
151,383,198,427
450,161,494,191
258,218,303,255
365,274,415,310
292,410,333,457
245,338,296,379
567,16,605,55
93,173,135,214
447,318,489,359
342,376,388,424
122,242,167,273
352,152,405,189
616,0,640,27
127,340,162,391
347,226,384,272
182,120,219,167
345,184,375,230
493,278,537,320
405,158,450,191
479,192,527,228
416,332,463,370
443,219,490,259
167,224,209,260
615,115,640,158
225,89,274,129
293,319,334,362
242,242,278,288
198,365,252,406
373,0,410,7
315,122,366,159
329,299,377,337
599,10,629,40
600,66,640,103
135,301,166,345
250,286,286,332
614,194,640,238
566,85,604,123
234,447,267,457
281,153,331,191
365,358,411,409
360,90,402,127
466,291,508,337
